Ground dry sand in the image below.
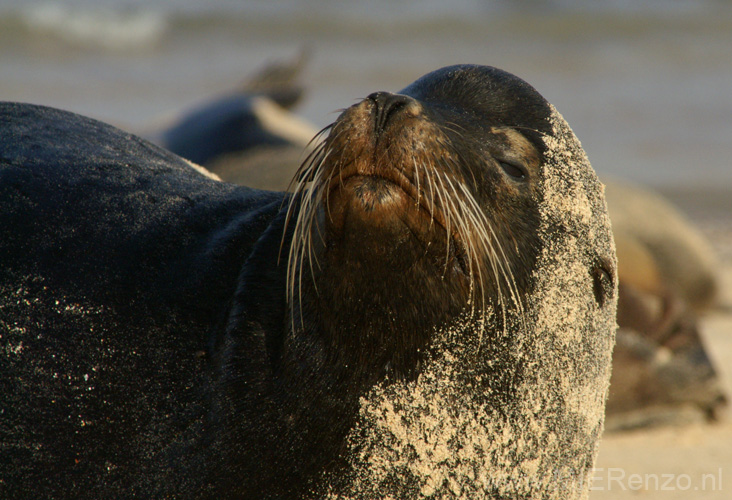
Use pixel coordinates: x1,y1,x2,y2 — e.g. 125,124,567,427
592,261,732,500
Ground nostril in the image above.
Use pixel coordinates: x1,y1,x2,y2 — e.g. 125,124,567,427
367,91,388,103
368,92,415,134
368,91,408,107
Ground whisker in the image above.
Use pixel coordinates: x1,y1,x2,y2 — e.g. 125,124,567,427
424,158,437,229
411,157,421,210
281,110,528,341
429,169,453,271
455,180,526,334
443,170,490,320
442,121,469,139
284,140,339,329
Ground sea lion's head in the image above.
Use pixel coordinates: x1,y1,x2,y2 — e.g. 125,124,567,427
288,65,615,381
282,65,619,498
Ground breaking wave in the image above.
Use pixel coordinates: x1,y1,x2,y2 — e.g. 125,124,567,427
15,3,168,50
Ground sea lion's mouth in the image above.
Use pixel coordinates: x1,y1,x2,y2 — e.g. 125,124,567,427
326,165,470,278
327,164,450,231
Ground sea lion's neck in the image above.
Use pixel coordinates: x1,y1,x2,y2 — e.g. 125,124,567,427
298,229,470,384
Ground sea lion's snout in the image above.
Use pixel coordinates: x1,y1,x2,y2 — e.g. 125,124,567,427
367,91,422,136
314,90,451,240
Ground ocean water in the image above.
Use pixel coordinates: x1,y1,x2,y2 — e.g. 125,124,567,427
1,0,731,189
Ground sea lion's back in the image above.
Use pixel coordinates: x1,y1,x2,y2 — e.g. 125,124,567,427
0,102,285,498
0,102,283,304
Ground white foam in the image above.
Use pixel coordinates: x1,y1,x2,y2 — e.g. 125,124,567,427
20,3,167,50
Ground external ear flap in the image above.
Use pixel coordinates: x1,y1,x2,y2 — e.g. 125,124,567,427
592,257,615,308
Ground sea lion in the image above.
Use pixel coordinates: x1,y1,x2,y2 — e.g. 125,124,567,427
0,64,616,499
605,178,720,312
606,318,728,431
604,179,727,430
142,53,317,182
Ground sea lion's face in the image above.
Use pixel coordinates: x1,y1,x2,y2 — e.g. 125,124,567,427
323,92,547,297
288,65,615,380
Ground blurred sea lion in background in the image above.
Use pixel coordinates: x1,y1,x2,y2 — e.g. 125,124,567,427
607,178,720,312
143,51,316,190
604,178,727,430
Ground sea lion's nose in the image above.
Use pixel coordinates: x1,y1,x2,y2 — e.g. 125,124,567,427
367,92,420,133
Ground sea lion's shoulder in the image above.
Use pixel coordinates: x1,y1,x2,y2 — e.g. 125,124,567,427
0,102,286,317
